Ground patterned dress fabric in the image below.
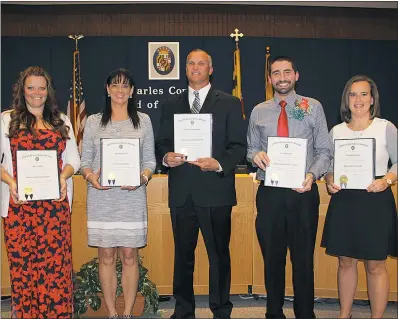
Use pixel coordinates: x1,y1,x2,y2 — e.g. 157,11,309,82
3,129,72,318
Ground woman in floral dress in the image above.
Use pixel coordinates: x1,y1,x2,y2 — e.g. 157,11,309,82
1,66,80,318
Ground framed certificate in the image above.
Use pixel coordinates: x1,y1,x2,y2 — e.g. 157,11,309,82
333,138,375,190
264,137,308,189
174,113,212,161
100,138,141,187
16,150,60,201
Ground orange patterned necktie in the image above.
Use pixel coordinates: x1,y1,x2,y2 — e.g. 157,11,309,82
277,100,289,137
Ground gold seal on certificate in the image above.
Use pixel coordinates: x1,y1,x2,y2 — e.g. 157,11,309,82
100,138,141,187
333,138,375,190
264,137,308,189
16,150,60,201
174,114,212,161
24,186,33,200
339,175,348,188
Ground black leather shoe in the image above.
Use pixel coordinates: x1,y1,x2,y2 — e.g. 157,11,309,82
265,314,287,319
170,315,195,319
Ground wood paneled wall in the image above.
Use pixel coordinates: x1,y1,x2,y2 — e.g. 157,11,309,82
3,175,397,299
1,4,397,40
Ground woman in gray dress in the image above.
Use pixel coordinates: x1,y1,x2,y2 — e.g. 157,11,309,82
80,68,156,318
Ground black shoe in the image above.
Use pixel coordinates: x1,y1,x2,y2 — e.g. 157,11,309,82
265,314,286,319
170,315,195,319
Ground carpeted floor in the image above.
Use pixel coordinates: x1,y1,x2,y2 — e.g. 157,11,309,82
1,295,397,318
156,295,398,318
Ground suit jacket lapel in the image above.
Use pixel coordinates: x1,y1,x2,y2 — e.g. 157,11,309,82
200,87,219,114
177,91,190,113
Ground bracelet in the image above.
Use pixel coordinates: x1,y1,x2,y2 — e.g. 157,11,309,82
85,172,94,181
142,174,149,185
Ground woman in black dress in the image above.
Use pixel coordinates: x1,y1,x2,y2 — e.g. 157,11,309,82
321,75,397,319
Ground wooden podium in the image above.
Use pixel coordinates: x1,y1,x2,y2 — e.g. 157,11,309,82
2,175,397,300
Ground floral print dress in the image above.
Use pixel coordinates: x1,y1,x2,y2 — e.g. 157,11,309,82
3,129,72,318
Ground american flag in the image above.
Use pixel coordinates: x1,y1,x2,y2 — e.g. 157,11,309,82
66,49,87,152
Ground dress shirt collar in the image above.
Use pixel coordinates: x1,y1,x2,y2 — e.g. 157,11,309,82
273,90,297,108
188,83,211,108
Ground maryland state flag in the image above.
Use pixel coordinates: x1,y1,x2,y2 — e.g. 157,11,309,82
66,48,87,153
232,47,245,120
265,46,274,100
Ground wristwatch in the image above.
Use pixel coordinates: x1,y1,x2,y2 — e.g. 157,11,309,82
382,176,393,186
141,174,149,185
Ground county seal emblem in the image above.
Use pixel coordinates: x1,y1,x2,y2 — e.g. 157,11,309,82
153,46,175,75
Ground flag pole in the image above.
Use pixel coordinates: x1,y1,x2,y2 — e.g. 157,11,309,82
68,34,84,138
230,28,245,120
265,46,273,100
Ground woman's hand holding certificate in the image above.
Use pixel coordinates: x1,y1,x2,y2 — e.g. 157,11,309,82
9,179,27,205
52,176,67,202
366,178,389,193
85,168,111,190
121,171,151,191
325,175,342,194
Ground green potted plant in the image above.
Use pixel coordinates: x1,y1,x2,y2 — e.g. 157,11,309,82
73,255,159,317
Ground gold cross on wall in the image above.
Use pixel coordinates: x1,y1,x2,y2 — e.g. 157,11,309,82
230,28,244,42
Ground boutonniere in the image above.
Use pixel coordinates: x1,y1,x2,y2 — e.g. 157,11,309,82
288,98,312,121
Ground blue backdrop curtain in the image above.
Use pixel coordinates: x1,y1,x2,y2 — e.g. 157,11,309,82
2,36,397,137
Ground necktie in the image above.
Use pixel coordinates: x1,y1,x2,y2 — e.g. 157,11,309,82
192,91,201,114
277,100,289,137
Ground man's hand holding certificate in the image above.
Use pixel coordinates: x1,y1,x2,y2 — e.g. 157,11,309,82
264,137,308,189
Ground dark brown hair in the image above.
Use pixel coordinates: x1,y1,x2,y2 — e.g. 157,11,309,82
340,75,380,123
268,56,297,75
8,66,69,139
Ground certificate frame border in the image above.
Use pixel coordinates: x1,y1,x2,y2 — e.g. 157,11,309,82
16,149,61,201
333,137,376,190
264,136,308,189
173,113,213,161
148,42,180,80
100,137,142,187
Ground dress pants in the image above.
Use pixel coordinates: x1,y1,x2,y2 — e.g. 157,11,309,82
256,184,320,319
170,195,233,319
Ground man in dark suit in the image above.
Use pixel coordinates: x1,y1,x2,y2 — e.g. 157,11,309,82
156,49,247,319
